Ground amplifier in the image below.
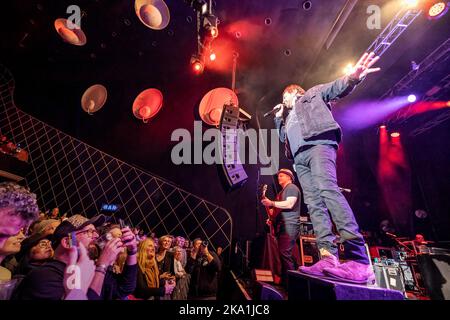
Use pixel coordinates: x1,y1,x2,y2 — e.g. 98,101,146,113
373,263,406,295
299,236,320,266
298,236,351,266
369,246,394,260
399,262,417,291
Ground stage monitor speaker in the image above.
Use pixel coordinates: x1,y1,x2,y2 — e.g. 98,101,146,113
417,252,450,300
252,281,284,300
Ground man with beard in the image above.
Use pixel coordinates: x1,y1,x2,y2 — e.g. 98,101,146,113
14,214,137,300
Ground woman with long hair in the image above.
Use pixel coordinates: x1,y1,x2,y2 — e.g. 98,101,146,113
133,238,175,300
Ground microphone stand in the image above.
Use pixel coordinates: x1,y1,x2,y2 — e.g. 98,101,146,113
388,235,415,254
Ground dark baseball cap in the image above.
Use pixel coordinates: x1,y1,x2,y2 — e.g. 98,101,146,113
50,214,109,249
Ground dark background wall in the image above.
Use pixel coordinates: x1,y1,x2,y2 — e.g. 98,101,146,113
1,1,449,242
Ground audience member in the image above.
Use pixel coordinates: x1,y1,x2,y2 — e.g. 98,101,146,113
49,208,60,220
156,235,174,280
172,245,190,300
133,238,175,300
0,231,25,280
0,231,25,300
99,224,127,275
63,242,95,300
0,182,39,248
174,236,187,267
14,214,137,300
185,238,221,299
15,232,54,276
32,219,60,236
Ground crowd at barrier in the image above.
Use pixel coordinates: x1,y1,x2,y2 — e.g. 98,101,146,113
0,182,222,300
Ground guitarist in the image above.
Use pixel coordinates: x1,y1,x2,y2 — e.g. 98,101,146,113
261,169,301,286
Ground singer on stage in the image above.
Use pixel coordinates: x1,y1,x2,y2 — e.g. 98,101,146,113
269,52,380,284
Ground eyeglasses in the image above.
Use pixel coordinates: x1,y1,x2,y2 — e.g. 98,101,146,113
37,240,51,248
75,229,98,237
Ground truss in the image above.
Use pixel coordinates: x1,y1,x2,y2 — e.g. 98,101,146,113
367,8,422,57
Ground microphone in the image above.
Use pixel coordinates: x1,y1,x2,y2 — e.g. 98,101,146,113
263,104,284,118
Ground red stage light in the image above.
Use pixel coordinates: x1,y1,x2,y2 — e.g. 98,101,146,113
190,55,204,74
205,25,219,39
210,26,218,38
193,62,203,73
209,52,216,61
391,132,400,138
380,125,386,130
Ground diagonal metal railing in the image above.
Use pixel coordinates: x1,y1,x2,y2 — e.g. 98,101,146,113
0,64,232,252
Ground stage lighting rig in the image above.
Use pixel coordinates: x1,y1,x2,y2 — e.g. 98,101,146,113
184,0,208,14
190,54,205,74
185,0,219,75
202,14,219,39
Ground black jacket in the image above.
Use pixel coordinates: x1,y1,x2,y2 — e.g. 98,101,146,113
185,251,221,298
133,266,165,300
14,259,137,300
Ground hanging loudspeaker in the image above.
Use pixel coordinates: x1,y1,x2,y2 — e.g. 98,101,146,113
54,18,87,46
135,0,170,30
218,103,248,189
132,88,164,123
81,84,108,115
199,87,239,126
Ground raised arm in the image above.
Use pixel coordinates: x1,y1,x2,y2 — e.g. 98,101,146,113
320,52,380,102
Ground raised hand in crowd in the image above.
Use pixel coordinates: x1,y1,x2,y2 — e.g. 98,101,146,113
63,242,95,299
160,271,172,280
97,237,124,267
120,227,137,254
164,278,176,295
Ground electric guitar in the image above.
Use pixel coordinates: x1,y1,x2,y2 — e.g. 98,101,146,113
261,184,280,237
259,184,282,284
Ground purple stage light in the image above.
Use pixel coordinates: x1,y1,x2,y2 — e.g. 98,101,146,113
408,94,417,103
336,97,411,130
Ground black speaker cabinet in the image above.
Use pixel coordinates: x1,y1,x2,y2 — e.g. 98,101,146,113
417,252,450,300
288,270,404,300
299,236,320,266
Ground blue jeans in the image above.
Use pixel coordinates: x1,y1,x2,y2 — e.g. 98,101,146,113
277,228,300,284
294,145,369,264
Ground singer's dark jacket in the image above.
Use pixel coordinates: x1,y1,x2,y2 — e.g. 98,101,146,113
274,75,362,155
